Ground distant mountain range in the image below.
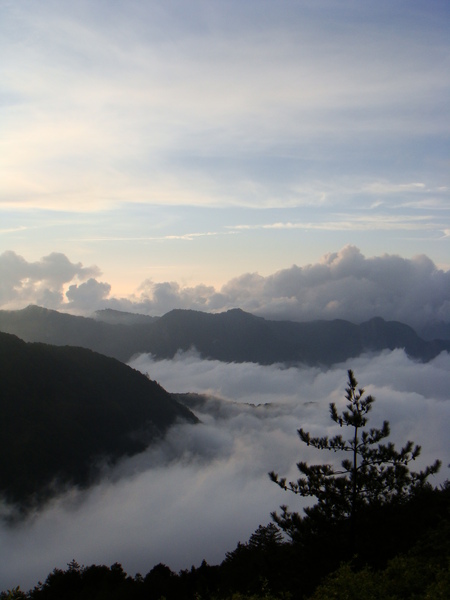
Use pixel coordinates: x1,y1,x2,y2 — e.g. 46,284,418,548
1,306,449,515
1,305,449,366
0,331,197,513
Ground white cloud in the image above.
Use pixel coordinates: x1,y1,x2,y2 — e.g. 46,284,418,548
1,2,449,210
0,350,448,591
229,214,437,233
0,251,101,309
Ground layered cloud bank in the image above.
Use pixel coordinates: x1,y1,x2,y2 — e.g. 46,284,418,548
1,246,450,333
0,350,449,591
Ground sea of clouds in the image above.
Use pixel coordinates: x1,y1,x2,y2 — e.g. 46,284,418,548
1,349,449,592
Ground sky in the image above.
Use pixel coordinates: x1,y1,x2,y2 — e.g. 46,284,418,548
1,0,450,315
1,1,450,590
1,350,449,590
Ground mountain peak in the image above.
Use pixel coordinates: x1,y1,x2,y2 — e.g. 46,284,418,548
1,306,449,366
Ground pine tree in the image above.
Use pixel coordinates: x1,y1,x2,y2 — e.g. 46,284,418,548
269,369,441,550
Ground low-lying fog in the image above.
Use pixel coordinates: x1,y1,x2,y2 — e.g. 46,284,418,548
1,350,449,591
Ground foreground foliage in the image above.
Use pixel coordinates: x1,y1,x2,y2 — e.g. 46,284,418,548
269,370,441,554
2,476,448,599
309,554,450,600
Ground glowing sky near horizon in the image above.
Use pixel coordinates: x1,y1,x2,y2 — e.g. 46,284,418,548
1,0,449,299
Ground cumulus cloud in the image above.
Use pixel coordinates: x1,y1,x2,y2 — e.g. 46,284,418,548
112,246,450,333
0,245,450,333
0,251,104,310
134,280,224,313
218,246,450,328
66,278,111,310
1,351,448,591
2,247,450,336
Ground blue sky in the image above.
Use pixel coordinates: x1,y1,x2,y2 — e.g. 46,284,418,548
1,0,449,313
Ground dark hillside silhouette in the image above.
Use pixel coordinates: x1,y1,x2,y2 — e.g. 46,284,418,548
0,332,197,511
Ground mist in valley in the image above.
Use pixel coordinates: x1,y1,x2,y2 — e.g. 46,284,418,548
1,349,449,591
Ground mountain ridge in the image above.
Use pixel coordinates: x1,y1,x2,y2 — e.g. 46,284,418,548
1,305,449,366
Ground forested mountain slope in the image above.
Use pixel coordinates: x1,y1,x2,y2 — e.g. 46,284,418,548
0,305,449,366
0,332,197,511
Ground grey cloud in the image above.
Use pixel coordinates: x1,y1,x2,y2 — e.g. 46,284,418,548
0,351,448,591
0,251,101,309
2,247,449,334
110,246,450,334
133,280,226,313
66,278,111,309
220,246,450,330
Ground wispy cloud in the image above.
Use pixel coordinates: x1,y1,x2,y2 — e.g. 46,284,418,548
1,3,449,211
362,182,426,194
148,231,236,241
229,214,439,233
67,231,237,242
0,226,28,235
